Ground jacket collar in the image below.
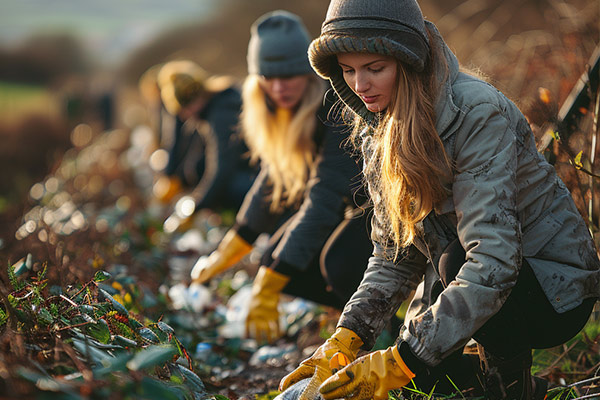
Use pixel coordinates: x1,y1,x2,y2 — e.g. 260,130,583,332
427,21,461,141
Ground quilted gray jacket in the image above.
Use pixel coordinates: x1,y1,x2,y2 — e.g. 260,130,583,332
338,23,600,366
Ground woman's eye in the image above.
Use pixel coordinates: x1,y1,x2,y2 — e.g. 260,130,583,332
342,69,354,74
368,67,384,73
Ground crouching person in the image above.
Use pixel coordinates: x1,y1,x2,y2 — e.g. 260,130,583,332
280,0,600,399
190,10,374,344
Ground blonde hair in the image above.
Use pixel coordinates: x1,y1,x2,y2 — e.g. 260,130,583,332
352,29,452,253
241,74,325,210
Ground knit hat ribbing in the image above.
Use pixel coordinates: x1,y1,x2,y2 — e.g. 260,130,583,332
247,10,313,77
308,0,431,122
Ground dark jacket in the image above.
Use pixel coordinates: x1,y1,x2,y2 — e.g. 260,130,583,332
338,22,600,366
162,87,255,209
234,90,364,273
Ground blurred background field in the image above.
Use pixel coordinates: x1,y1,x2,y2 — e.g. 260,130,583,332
1,0,598,223
0,0,599,399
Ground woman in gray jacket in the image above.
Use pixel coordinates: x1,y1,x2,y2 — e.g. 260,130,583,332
279,1,600,400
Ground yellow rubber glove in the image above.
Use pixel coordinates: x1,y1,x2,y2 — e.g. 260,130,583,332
279,327,364,400
245,266,290,343
190,230,252,284
319,345,415,400
153,175,182,204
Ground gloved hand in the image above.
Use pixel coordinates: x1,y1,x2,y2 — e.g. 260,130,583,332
163,195,197,233
319,345,415,400
190,230,252,284
154,175,182,204
245,266,290,343
279,327,364,400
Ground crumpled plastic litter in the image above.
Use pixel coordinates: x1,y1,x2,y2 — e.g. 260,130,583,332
218,285,319,339
274,378,322,400
249,343,297,366
168,282,212,313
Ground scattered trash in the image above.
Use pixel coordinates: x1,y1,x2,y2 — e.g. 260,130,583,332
219,285,253,339
168,282,212,313
173,229,207,253
249,343,297,366
12,253,33,276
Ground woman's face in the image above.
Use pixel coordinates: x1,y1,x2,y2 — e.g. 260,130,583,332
337,53,398,112
259,75,310,110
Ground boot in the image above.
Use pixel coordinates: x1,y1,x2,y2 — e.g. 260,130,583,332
479,347,547,400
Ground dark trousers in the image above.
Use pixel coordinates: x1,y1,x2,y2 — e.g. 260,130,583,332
412,239,596,395
260,210,372,310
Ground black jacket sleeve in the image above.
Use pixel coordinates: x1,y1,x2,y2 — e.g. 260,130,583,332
162,108,187,177
189,88,247,210
233,168,285,244
271,108,362,272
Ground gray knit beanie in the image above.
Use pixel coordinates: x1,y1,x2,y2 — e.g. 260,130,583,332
309,0,431,121
247,10,313,77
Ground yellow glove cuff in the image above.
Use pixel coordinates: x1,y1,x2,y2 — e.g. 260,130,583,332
253,266,290,294
392,345,416,380
190,230,252,283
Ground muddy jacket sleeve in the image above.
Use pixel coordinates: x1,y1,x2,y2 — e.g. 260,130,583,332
270,121,362,272
401,103,523,366
338,242,427,349
189,89,245,210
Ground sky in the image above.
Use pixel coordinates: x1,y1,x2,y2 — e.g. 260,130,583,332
0,0,220,65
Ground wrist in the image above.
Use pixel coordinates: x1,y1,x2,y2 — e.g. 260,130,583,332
396,341,427,375
332,326,364,353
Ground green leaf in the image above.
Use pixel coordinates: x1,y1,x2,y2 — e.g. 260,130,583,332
0,308,7,327
98,288,129,316
71,338,115,366
38,308,54,325
214,395,231,400
92,352,133,378
138,376,187,400
157,321,175,335
93,270,111,283
113,334,138,348
86,319,111,344
175,365,207,395
126,345,177,371
137,327,161,344
17,367,80,396
79,305,95,317
129,317,143,329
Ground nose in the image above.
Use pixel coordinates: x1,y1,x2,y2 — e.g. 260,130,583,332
353,72,369,94
271,78,286,93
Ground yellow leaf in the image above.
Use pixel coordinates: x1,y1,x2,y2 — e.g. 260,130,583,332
547,130,560,141
574,151,583,169
539,87,552,104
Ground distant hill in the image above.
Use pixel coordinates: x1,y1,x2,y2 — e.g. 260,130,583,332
120,0,598,104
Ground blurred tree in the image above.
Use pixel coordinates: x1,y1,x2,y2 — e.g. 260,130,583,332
0,33,88,85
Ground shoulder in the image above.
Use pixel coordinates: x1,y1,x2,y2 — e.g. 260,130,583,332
208,86,242,110
447,72,527,140
451,72,508,114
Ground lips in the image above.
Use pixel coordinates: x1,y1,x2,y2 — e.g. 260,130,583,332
360,95,378,104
